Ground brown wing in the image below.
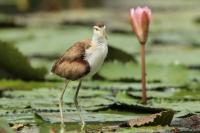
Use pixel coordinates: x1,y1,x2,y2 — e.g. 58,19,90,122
51,39,91,80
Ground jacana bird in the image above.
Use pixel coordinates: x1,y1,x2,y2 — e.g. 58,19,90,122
51,24,108,129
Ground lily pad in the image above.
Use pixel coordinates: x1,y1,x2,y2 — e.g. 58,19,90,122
119,110,174,127
102,110,175,132
0,41,47,81
99,61,189,84
127,88,200,101
34,112,139,124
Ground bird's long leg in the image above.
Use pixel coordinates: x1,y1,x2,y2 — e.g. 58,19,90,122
74,80,85,130
59,80,70,125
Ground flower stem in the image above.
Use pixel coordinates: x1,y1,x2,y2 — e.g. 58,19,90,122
141,43,147,104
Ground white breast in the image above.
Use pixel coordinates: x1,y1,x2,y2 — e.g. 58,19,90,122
85,43,108,77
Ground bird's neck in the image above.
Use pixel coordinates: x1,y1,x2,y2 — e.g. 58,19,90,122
92,35,107,46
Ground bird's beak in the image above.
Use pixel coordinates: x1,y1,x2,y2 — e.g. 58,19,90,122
103,31,108,39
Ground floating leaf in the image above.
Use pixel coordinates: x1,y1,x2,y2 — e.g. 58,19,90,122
145,45,200,66
0,41,47,81
119,110,174,127
92,102,166,114
102,110,174,132
34,112,137,124
99,61,189,84
0,80,59,90
152,101,200,113
127,88,200,101
106,45,136,63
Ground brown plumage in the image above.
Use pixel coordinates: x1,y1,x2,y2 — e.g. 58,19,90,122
95,23,105,28
51,39,91,80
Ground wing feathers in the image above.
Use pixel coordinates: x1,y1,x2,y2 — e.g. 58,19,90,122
51,39,91,80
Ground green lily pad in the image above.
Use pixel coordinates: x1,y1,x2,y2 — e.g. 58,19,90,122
34,112,139,124
99,61,189,84
0,79,60,90
1,113,35,125
0,41,47,81
152,101,200,113
145,45,200,66
127,88,200,101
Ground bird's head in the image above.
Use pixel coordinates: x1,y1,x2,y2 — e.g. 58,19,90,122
93,24,107,39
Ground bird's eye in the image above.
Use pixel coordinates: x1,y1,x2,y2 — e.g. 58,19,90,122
94,28,99,31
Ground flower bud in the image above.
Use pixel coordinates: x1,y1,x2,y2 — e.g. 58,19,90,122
130,7,152,44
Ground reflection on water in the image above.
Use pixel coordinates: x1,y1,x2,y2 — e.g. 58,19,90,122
39,123,108,133
39,122,113,133
59,126,65,133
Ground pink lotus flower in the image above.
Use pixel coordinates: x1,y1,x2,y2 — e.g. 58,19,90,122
130,7,152,44
129,7,152,104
